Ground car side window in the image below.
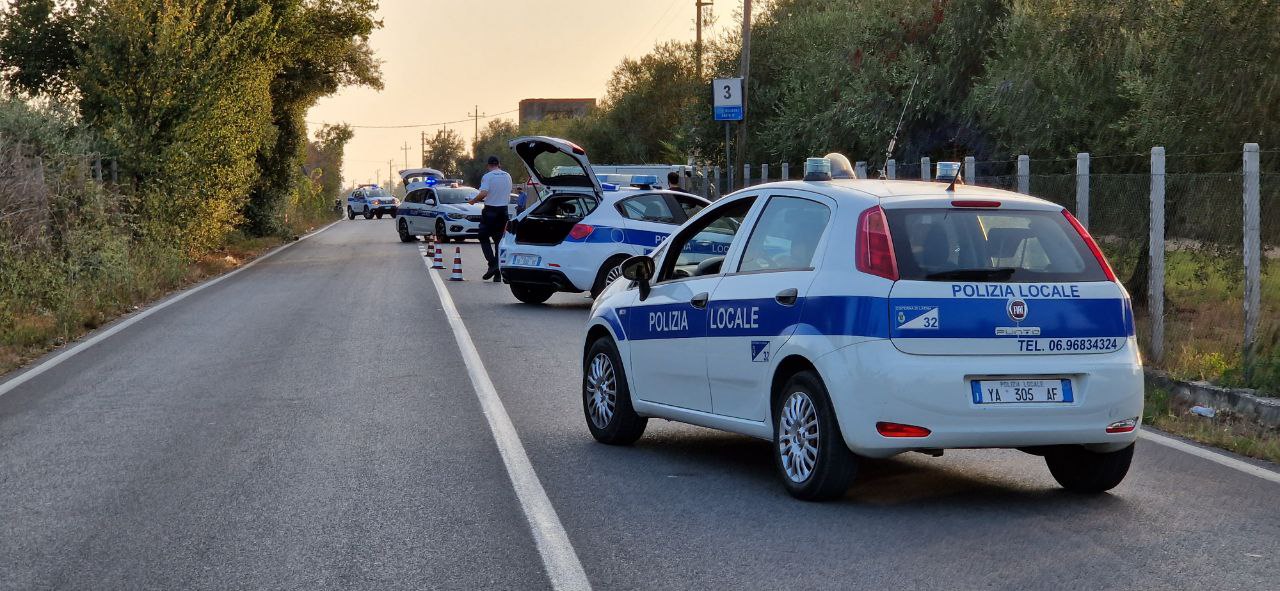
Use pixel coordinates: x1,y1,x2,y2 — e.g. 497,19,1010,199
617,194,678,224
404,189,425,204
671,195,707,221
657,197,756,282
738,196,832,273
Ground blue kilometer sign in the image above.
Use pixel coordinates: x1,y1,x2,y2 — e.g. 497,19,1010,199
714,77,744,121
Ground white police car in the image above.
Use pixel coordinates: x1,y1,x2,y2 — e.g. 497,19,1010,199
582,156,1142,501
394,179,483,243
498,136,709,304
347,185,398,220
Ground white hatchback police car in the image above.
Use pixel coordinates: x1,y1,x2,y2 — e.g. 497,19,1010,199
498,136,709,304
395,180,483,243
582,157,1142,501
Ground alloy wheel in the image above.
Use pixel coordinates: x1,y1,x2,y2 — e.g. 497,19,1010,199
584,352,617,429
777,391,819,483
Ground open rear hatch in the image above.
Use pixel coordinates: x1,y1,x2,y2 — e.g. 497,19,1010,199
876,198,1132,355
507,136,603,246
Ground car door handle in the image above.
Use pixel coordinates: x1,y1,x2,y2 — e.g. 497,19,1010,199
775,288,798,307
690,292,709,309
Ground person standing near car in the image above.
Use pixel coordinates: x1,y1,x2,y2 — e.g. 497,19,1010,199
469,155,513,281
667,171,682,192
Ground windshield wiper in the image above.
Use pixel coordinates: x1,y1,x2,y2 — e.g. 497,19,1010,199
925,267,1017,281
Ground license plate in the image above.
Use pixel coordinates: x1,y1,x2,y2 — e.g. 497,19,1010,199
971,379,1073,404
511,254,540,266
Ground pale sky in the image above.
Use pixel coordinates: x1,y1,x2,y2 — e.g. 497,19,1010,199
307,0,739,185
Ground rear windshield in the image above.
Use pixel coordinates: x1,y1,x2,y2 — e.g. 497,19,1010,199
885,208,1107,282
529,194,599,220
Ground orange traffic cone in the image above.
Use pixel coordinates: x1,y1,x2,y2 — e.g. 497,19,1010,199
449,247,464,281
431,238,445,269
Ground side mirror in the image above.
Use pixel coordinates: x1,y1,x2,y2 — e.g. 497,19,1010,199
620,255,655,300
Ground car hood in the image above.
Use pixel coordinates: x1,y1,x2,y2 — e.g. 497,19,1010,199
439,203,481,215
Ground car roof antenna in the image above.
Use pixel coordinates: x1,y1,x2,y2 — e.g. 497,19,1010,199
879,73,920,180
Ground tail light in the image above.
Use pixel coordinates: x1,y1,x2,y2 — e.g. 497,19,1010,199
856,206,898,280
568,224,595,240
1062,209,1117,282
876,422,931,437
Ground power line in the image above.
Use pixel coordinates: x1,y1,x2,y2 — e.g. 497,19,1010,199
307,108,518,130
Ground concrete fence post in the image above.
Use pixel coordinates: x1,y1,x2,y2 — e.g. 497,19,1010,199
921,157,931,181
713,166,721,196
887,159,896,179
1016,155,1029,194
110,159,118,184
1243,143,1261,374
1077,153,1090,228
1149,147,1166,364
743,163,750,188
855,161,867,179
964,156,976,185
761,163,769,184
781,162,790,180
92,158,102,182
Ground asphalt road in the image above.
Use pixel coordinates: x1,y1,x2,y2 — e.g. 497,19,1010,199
1,218,1277,590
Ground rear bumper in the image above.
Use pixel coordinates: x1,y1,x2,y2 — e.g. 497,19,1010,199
499,267,581,292
815,338,1144,457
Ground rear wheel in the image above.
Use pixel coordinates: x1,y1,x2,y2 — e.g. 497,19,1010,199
1044,443,1134,493
590,255,630,298
346,206,355,220
773,370,857,501
510,284,554,304
582,337,646,445
398,219,415,242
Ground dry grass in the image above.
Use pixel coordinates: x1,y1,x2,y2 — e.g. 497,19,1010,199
1144,386,1280,464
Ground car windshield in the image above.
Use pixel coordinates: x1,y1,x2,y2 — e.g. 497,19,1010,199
436,188,478,204
364,188,388,198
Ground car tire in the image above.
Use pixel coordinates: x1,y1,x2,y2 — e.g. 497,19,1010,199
510,284,554,304
436,219,451,243
582,337,647,445
347,207,355,220
590,255,630,299
1044,443,1134,493
773,370,857,501
398,219,415,242
375,212,384,219
362,209,373,220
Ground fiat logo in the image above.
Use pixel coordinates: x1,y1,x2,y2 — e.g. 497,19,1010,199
1007,299,1028,322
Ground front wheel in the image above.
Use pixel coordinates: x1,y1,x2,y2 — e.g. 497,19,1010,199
583,337,647,445
398,219,415,242
362,209,373,220
510,284,554,304
1045,443,1134,493
436,219,451,243
347,206,356,220
773,370,857,501
375,212,384,219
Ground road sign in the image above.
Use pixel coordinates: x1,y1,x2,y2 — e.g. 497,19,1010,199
713,77,743,121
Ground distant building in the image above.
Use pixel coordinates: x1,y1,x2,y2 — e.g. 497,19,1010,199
519,98,596,125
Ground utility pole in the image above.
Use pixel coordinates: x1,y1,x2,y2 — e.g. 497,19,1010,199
468,105,485,155
738,0,751,167
388,160,394,190
400,142,412,170
695,0,712,81
420,131,428,167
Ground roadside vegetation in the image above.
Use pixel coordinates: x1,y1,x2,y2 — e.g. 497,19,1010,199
1144,385,1280,464
0,0,381,374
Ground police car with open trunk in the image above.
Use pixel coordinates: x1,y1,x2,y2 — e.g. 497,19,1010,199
582,156,1142,501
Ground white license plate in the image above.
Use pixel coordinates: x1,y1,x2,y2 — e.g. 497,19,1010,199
511,254,540,266
971,379,1073,404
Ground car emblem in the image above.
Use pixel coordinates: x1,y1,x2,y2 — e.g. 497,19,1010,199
1007,299,1028,322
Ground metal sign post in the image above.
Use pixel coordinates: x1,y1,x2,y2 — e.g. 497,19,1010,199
714,77,744,191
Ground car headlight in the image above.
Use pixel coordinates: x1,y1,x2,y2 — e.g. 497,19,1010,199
447,212,466,220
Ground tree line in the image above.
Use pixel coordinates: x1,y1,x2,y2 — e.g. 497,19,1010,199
423,0,1276,182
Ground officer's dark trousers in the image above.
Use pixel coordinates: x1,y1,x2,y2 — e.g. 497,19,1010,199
478,205,508,273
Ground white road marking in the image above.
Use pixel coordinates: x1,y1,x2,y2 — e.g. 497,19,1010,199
1140,429,1280,485
418,244,592,591
0,221,341,398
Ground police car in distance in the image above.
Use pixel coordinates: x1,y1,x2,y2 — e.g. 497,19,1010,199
347,185,399,220
582,155,1142,501
498,136,710,304
394,178,483,243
